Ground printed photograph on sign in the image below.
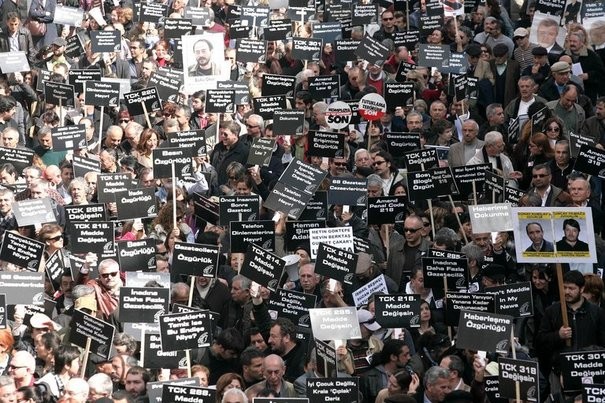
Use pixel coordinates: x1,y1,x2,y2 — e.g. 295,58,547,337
182,33,229,91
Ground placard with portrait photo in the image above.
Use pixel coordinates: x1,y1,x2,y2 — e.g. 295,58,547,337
182,33,229,92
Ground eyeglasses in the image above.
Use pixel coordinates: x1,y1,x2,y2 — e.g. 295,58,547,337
100,272,119,279
481,50,489,54
382,17,393,20
229,176,238,180
532,174,548,178
8,365,27,370
373,160,387,166
333,162,347,167
404,227,423,233
246,124,258,128
47,235,63,242
119,119,129,123
546,126,560,132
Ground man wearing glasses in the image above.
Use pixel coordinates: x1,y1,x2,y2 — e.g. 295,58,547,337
8,351,35,389
386,215,432,291
372,10,399,42
79,258,122,321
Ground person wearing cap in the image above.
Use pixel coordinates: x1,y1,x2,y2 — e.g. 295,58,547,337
45,37,71,71
521,46,550,87
481,263,506,288
0,13,37,65
489,43,521,107
539,60,583,102
513,27,537,72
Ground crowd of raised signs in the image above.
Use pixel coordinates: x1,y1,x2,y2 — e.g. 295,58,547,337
2,0,605,402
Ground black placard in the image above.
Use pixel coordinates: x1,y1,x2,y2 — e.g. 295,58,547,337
268,288,316,328
384,82,414,110
0,294,5,328
445,292,494,327
0,272,44,305
291,37,322,61
485,170,505,200
0,147,34,173
229,23,252,39
13,198,56,227
498,357,540,402
485,376,508,403
561,350,605,392
367,196,407,225
64,34,84,59
152,148,193,179
335,39,360,62
64,204,106,228
148,73,181,104
68,69,102,95
115,187,157,220
90,30,121,53
356,34,389,65
393,31,420,52
0,231,45,272
162,385,215,403
50,124,86,151
351,3,378,25
216,80,250,105
505,186,525,206
327,177,367,206
236,38,266,63
422,256,467,290
119,287,170,323
569,131,596,158
84,80,120,107
375,294,421,328
230,221,275,253
139,2,168,23
90,173,135,203
143,332,187,369
574,144,605,178
247,138,276,166
314,243,357,285
44,82,75,107
456,310,513,353
240,243,285,291
117,238,157,272
279,158,327,195
452,164,490,197
298,191,327,221
205,89,235,113
417,44,450,69
164,18,193,39
252,95,288,120
69,221,114,258
385,132,421,155
219,195,260,226
315,339,338,377
285,220,325,252
192,194,219,225
403,148,439,171
70,309,115,359
261,74,296,97
583,384,605,403
308,75,340,99
408,167,456,201
124,87,162,116
312,21,342,43
167,130,206,155
171,242,220,278
45,250,65,286
184,6,212,25
488,282,534,318
273,109,305,136
264,22,292,41
307,378,358,403
159,310,213,352
263,182,314,220
72,155,100,177
307,131,345,158
147,378,200,403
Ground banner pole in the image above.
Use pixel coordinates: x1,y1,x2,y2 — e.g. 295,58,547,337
97,106,105,155
142,101,152,129
448,195,467,244
80,337,91,378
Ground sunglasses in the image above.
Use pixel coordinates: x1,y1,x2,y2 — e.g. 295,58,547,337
373,160,387,166
546,126,560,132
333,162,347,167
404,227,422,233
100,272,119,279
119,119,130,123
47,235,63,242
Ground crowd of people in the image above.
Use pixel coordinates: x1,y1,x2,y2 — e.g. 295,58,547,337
0,0,605,402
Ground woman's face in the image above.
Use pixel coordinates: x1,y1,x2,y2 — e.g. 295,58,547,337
387,374,402,394
230,253,245,271
420,302,431,322
68,357,81,376
440,128,453,142
545,123,561,139
35,336,50,360
296,249,310,266
146,133,158,151
394,185,407,197
532,270,549,290
156,45,168,59
528,142,542,156
480,47,490,61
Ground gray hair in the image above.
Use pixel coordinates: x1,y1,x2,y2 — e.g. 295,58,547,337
460,244,485,266
484,131,503,147
72,284,95,300
424,366,450,388
233,274,252,290
222,388,248,403
366,174,383,188
88,373,113,396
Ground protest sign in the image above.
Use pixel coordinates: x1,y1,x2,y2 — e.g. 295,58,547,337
488,282,533,318
0,294,5,328
309,307,361,340
384,82,414,110
0,51,29,74
205,89,236,113
352,274,389,306
167,130,206,154
143,332,187,369
148,73,182,104
0,231,44,272
192,194,219,225
162,385,215,403
452,164,490,197
70,309,115,359
50,125,87,151
444,292,494,327
374,294,420,328
263,182,314,220
0,147,34,173
280,158,327,195
119,287,170,323
184,6,213,26
171,242,219,278
291,37,322,61
583,384,605,403
0,271,44,306
367,196,407,225
328,177,367,206
159,310,213,352
240,243,285,291
395,61,416,82
484,170,505,201
236,39,266,63
252,95,288,120
285,220,325,252
164,18,193,38
403,148,439,171
456,310,513,353
560,350,605,391
574,144,605,178
152,148,192,179
298,191,327,221
68,221,114,258
90,30,121,53
230,221,275,253
569,131,596,158
505,186,525,206
314,243,357,285
13,198,56,227
358,93,386,121
229,23,252,39
64,204,106,228
268,288,316,328
64,34,84,59
68,69,102,94
117,238,157,272
264,22,292,40
219,195,260,226
356,34,390,66
44,82,75,107
484,376,508,403
469,203,513,233
325,101,352,130
72,155,101,177
273,109,305,136
312,21,342,43
335,39,360,62
247,138,276,166
125,272,170,288
308,227,354,259
307,378,358,403
417,44,450,69
307,131,344,158
408,167,456,202
308,75,340,99
147,378,200,403
124,87,162,116
45,250,65,287
498,357,540,402
139,3,168,23
422,256,467,290
84,80,120,107
315,339,338,377
261,74,296,97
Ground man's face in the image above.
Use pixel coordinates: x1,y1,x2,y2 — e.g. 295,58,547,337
596,102,605,120
294,98,306,110
537,24,558,47
330,157,348,175
7,19,20,35
489,107,505,125
569,35,582,52
61,167,74,185
348,71,360,88
194,41,212,69
71,182,88,204
568,179,590,204
221,129,238,147
40,134,53,149
246,119,262,137
141,62,154,79
381,12,395,29
563,282,583,304
268,325,286,354
473,233,491,254
554,144,570,166
407,115,423,130
0,194,12,215
105,131,122,148
244,357,264,381
531,168,550,189
263,359,285,389
125,373,146,397
461,122,478,143
526,224,544,245
403,217,423,244
0,170,14,185
2,131,18,148
395,346,411,367
130,42,144,58
355,151,372,168
553,70,570,85
486,138,504,157
372,155,390,176
518,80,534,99
0,380,17,403
191,98,204,112
29,185,48,199
250,333,267,351
99,265,121,291
230,279,249,304
560,88,577,110
111,357,126,383
426,377,452,402
23,169,40,185
564,224,580,243
299,265,318,292
430,102,446,120
483,19,496,33
367,184,382,197
61,275,73,299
